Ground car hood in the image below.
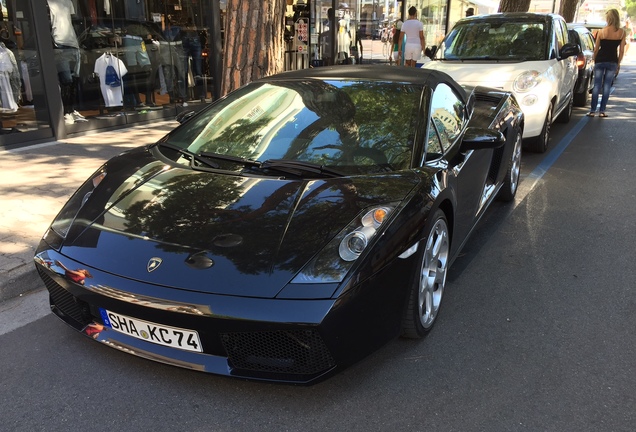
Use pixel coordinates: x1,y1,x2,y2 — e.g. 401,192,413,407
61,151,420,298
423,60,552,89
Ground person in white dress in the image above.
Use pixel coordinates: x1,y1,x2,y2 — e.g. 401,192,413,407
398,7,426,67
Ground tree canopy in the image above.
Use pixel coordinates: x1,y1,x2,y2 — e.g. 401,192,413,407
498,0,584,22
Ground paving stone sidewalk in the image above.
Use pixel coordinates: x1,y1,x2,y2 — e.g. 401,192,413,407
0,120,179,302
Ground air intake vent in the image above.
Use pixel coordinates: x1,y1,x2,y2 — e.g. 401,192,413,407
37,268,92,327
221,329,335,376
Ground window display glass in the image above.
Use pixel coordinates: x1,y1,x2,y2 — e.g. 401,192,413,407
292,0,360,67
46,0,215,128
306,0,402,66
414,0,447,48
0,0,52,137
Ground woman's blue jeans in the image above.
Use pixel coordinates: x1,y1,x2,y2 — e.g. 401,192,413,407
591,62,618,113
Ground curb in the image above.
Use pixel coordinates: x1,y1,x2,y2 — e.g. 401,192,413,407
1,120,181,305
0,266,44,303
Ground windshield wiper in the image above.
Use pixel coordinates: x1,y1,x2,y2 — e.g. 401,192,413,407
156,142,220,169
260,159,344,178
157,144,343,178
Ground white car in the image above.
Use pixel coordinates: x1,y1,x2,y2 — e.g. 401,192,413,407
423,13,579,153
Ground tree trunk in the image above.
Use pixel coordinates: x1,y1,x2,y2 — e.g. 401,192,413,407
498,0,532,12
559,0,580,22
221,0,286,96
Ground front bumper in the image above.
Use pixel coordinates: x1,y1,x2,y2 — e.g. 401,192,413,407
512,90,551,139
34,246,411,384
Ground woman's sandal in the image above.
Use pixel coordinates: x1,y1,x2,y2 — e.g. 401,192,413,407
586,112,595,117
599,112,608,117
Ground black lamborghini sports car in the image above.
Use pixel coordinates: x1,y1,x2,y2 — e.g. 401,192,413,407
34,66,523,384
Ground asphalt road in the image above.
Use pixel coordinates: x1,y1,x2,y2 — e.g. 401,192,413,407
2,66,636,431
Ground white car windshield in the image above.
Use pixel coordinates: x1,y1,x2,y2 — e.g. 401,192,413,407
439,21,547,61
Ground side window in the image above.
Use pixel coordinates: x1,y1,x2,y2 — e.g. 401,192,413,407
426,119,444,161
583,33,595,51
555,19,566,50
429,84,465,153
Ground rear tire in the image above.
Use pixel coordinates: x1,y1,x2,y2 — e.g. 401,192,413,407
401,210,450,339
556,94,573,123
573,78,590,107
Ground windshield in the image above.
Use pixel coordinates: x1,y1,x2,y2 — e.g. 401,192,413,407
438,21,547,61
163,79,422,175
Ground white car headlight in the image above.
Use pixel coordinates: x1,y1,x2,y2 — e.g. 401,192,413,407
513,71,541,93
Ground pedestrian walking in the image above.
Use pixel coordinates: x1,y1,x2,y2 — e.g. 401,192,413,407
391,20,403,65
588,8,626,117
398,7,426,67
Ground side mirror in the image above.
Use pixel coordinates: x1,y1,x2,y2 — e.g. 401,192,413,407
560,42,580,59
175,110,195,124
460,127,505,151
428,45,438,58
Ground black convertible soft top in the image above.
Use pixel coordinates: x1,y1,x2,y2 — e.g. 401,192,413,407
259,65,468,104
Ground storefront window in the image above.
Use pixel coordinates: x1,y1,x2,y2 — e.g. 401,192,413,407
284,0,311,69
0,0,51,138
448,2,498,32
352,0,402,65
285,0,361,69
415,0,447,48
44,0,215,130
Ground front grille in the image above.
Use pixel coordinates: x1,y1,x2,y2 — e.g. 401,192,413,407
221,329,335,376
37,268,92,328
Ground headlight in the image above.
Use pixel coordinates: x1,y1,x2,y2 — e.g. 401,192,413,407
339,207,391,261
513,71,541,93
48,168,107,240
291,204,396,284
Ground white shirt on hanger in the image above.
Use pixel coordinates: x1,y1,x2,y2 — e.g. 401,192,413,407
94,53,128,107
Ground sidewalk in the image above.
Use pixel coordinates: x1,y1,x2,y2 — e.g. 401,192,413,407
0,120,179,302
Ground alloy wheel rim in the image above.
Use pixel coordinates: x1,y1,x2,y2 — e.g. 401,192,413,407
510,133,522,193
418,219,450,329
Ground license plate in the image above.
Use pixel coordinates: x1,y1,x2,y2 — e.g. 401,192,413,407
100,309,202,353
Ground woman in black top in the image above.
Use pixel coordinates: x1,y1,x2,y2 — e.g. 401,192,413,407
588,8,626,117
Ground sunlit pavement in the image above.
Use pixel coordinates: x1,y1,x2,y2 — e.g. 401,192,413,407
0,120,178,302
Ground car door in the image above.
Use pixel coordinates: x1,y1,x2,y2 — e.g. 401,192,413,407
554,18,578,109
428,83,492,244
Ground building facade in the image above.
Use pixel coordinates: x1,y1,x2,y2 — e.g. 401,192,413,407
1,0,224,148
284,0,498,68
3,0,503,149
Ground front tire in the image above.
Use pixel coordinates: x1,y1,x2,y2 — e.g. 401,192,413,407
498,128,522,202
401,210,450,339
529,103,552,153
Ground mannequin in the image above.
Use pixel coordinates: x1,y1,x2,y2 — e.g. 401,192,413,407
47,0,87,124
336,7,351,64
